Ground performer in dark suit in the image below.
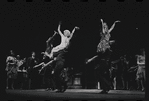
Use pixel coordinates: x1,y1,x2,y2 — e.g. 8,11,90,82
95,49,112,93
26,51,38,89
40,31,57,91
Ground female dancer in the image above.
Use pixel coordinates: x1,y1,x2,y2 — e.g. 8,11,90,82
97,19,120,53
136,49,145,92
86,19,120,94
44,22,79,92
5,50,17,89
44,22,79,59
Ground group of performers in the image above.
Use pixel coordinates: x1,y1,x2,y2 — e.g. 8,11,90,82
5,19,145,94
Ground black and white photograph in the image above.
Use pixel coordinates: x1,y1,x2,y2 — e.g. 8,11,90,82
1,0,146,100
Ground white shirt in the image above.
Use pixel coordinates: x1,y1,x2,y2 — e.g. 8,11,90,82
52,35,69,53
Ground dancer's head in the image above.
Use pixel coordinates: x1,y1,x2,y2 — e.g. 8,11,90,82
16,55,20,59
64,30,71,37
10,50,15,56
31,51,35,57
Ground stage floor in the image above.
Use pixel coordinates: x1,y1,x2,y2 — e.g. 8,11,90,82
5,89,145,100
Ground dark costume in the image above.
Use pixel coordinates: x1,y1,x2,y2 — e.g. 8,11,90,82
53,50,67,92
42,57,56,90
94,49,112,93
26,57,38,89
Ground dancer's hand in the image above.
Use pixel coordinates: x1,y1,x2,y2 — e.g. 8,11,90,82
115,20,120,23
101,19,103,22
49,55,53,59
53,57,57,61
75,26,80,30
54,31,57,34
52,70,54,74
49,53,54,59
86,60,88,64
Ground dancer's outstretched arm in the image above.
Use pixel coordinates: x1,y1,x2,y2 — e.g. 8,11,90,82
69,26,79,40
46,31,57,43
57,22,64,37
86,55,98,64
109,20,120,33
46,31,57,48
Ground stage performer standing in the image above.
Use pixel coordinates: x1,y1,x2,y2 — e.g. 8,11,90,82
5,50,17,90
136,48,145,92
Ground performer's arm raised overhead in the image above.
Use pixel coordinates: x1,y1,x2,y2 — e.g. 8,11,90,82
108,20,120,33
69,26,80,40
100,19,104,33
46,31,57,43
57,22,64,37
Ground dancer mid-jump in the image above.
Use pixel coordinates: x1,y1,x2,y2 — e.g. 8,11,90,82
44,22,79,92
97,19,120,53
45,22,79,59
86,19,120,94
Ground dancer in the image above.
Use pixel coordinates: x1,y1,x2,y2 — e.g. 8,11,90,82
136,48,145,92
121,55,130,90
39,30,57,73
86,19,120,94
44,22,79,92
97,19,120,53
16,55,26,89
45,22,79,59
5,50,17,90
38,31,57,91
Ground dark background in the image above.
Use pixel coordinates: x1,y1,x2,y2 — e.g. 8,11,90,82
1,1,146,72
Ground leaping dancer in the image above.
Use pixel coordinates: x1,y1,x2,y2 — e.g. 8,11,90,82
97,19,120,53
43,22,79,92
86,19,120,94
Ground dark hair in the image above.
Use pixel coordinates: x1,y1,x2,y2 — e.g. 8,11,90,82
10,50,15,56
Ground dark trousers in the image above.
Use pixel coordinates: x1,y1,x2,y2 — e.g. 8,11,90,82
98,73,111,91
43,65,56,89
28,70,39,89
54,60,64,91
95,60,111,91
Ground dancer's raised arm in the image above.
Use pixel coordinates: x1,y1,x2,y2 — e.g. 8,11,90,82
100,19,104,33
46,31,57,48
109,20,120,33
69,26,79,40
46,31,57,43
57,22,64,37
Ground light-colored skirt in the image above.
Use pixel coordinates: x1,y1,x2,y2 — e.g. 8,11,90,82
136,65,145,80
